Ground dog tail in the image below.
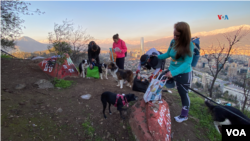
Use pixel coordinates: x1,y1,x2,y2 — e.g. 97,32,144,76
205,100,216,111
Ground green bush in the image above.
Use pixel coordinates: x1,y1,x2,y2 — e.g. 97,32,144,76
188,92,222,141
244,110,250,118
53,78,73,88
1,54,12,59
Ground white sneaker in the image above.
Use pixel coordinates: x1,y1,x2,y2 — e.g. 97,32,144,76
174,115,188,123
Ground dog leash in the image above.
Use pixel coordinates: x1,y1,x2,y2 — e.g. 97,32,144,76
109,48,115,63
172,78,250,124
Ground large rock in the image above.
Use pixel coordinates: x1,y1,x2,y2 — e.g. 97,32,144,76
34,79,54,89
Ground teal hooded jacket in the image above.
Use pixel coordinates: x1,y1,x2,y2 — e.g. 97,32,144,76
157,39,194,77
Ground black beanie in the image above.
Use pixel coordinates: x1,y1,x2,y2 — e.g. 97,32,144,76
140,54,149,65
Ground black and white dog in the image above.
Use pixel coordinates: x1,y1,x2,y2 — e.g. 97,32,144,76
107,62,134,89
100,63,108,80
101,91,138,119
79,60,89,78
205,99,250,134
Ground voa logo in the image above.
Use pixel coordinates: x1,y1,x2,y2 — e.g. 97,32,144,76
226,129,246,136
218,15,229,20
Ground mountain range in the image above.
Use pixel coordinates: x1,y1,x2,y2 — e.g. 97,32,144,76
13,24,250,53
14,36,49,52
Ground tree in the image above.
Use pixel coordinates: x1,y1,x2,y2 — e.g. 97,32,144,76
48,19,93,62
223,91,229,99
240,73,250,112
49,41,72,55
215,92,222,99
1,0,44,49
195,82,202,88
202,26,249,98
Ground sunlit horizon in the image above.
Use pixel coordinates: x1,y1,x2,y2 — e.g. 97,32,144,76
19,1,250,44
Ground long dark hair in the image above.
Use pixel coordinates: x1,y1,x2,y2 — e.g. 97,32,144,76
113,34,119,40
174,22,192,60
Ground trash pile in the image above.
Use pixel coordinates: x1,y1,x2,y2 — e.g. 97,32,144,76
130,70,171,141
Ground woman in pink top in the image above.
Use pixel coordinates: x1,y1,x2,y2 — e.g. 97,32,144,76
112,34,127,69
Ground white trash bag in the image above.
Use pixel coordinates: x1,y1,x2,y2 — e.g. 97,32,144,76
81,94,92,100
143,71,167,103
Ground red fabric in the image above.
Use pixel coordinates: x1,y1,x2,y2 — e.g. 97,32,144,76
129,99,171,141
129,99,153,141
146,100,171,141
112,39,127,58
38,54,79,79
149,75,153,82
136,70,140,74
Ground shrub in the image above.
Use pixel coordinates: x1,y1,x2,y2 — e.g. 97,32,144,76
53,78,73,88
1,54,12,59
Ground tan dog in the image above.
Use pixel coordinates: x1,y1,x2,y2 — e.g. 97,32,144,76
108,62,134,89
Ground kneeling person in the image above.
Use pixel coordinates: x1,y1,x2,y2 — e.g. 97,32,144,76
137,48,165,81
88,41,105,79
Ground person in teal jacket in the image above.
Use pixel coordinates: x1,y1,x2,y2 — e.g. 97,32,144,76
157,22,194,123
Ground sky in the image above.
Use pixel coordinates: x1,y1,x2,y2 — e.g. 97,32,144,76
20,1,250,43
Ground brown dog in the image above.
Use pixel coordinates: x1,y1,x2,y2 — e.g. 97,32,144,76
108,62,134,89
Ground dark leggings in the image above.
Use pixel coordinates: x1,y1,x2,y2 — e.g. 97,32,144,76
92,63,102,73
116,57,125,70
161,59,166,70
174,71,192,110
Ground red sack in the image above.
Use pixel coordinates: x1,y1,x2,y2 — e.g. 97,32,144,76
146,100,171,141
129,99,171,141
129,99,153,141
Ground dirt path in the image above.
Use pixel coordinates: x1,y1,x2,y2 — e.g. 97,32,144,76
1,58,208,141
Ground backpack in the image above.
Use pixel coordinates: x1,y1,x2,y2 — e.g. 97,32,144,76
148,51,163,70
170,38,200,67
191,37,200,67
120,40,127,57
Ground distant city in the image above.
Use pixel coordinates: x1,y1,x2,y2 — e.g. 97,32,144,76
100,47,250,111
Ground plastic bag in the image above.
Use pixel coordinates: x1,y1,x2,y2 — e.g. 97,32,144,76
132,74,150,93
86,66,100,79
143,71,167,103
81,94,92,100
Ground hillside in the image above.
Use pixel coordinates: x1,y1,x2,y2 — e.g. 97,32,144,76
1,58,217,141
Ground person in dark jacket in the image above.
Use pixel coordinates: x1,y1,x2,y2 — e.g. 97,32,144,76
88,41,103,77
88,41,100,67
136,48,165,81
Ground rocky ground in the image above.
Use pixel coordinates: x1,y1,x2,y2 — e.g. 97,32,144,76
1,58,209,141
